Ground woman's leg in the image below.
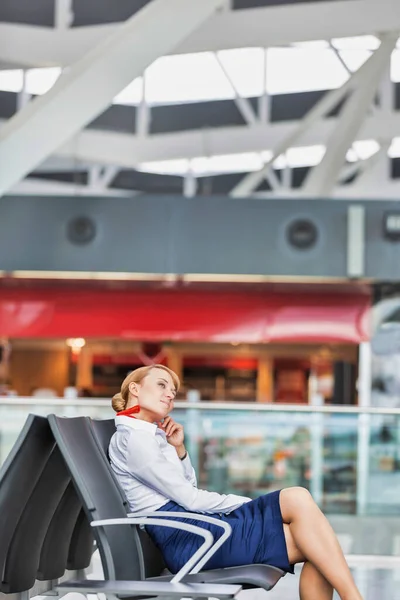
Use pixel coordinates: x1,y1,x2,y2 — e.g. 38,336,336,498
280,487,363,600
283,523,333,600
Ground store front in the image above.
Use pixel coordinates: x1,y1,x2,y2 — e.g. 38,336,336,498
0,280,370,404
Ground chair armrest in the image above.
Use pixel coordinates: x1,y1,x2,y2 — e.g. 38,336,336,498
90,516,213,583
129,511,232,576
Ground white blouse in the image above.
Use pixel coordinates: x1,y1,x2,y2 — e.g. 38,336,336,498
109,415,251,515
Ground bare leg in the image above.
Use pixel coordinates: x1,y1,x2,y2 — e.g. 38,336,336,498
283,523,333,600
280,487,363,600
299,561,334,600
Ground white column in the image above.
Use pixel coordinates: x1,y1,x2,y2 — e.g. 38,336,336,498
0,0,225,197
356,342,372,515
54,0,74,29
347,205,365,278
136,74,151,137
16,70,31,111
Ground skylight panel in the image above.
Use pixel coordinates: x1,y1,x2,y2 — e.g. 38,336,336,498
144,52,234,104
391,49,400,82
0,70,23,93
138,146,331,177
191,152,264,175
138,158,190,175
331,36,380,50
113,77,143,105
346,140,380,162
337,50,372,73
266,48,348,95
25,68,61,95
286,145,326,168
216,48,265,97
292,41,330,50
272,145,325,169
388,138,400,158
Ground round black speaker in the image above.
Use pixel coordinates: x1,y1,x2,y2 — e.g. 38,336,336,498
286,218,318,250
66,216,97,245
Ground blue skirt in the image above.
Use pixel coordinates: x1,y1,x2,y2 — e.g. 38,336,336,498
145,490,294,575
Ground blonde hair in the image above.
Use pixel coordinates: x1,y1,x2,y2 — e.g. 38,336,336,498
111,364,180,413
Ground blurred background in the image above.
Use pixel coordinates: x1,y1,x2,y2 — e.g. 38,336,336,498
1,0,400,596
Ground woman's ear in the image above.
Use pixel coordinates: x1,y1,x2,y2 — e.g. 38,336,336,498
128,381,139,397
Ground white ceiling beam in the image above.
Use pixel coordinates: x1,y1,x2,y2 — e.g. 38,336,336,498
332,180,400,199
0,0,399,68
229,47,395,197
303,34,397,196
8,178,131,196
40,110,400,168
0,0,225,198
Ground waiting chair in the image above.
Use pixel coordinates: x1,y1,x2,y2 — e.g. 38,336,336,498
50,415,284,599
0,414,55,594
49,415,246,599
38,483,93,581
0,414,94,595
91,418,284,590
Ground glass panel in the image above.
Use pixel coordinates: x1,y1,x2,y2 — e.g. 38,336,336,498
2,400,400,525
174,407,358,514
0,401,113,465
367,413,400,515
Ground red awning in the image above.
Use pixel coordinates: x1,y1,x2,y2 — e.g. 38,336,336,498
0,287,371,343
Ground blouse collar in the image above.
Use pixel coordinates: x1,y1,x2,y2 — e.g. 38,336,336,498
115,415,158,435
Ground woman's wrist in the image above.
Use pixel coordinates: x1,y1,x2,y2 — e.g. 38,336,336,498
176,445,187,460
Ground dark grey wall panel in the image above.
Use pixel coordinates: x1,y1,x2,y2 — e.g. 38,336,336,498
0,91,17,120
71,0,149,26
0,0,54,26
0,196,173,273
172,198,346,276
1,195,400,280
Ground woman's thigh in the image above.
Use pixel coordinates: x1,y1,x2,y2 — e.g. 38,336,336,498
283,523,305,564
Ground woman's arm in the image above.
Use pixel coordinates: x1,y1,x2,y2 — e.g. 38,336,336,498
126,430,251,514
158,416,197,486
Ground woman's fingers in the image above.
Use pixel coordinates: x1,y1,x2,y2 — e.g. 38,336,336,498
160,417,184,442
167,422,179,437
167,424,177,437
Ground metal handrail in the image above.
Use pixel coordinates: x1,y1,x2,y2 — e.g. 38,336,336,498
0,397,399,415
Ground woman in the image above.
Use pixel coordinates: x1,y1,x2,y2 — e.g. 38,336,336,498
109,364,363,600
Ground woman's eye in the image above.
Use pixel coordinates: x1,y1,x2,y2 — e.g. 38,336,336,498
159,382,165,388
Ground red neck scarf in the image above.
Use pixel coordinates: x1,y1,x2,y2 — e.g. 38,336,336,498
117,405,140,418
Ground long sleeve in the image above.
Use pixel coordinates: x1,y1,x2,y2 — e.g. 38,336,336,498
181,453,197,486
126,430,251,514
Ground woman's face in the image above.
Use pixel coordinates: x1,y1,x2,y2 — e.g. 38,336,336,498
129,367,177,422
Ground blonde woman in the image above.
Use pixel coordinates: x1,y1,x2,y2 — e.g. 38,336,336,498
109,364,363,600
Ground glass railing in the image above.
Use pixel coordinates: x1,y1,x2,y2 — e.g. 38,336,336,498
1,399,400,519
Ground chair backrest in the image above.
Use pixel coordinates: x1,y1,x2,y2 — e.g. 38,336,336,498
48,415,145,581
67,507,94,571
38,482,89,580
2,443,71,593
90,417,116,459
0,414,55,592
90,418,166,578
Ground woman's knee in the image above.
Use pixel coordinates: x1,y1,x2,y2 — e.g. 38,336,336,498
280,487,314,521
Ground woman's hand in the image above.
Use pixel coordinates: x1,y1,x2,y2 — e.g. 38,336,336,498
159,416,186,456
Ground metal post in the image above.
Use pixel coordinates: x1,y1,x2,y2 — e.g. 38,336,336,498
356,342,372,515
